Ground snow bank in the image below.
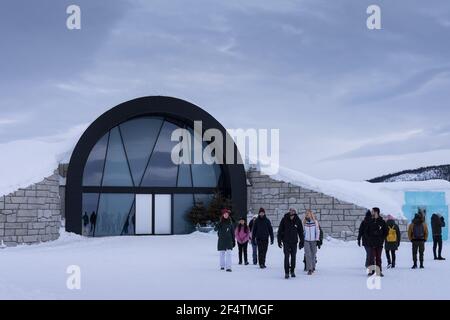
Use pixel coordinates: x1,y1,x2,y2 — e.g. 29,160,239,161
265,166,450,219
0,125,86,196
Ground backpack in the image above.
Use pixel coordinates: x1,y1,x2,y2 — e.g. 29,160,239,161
386,226,397,242
413,223,425,240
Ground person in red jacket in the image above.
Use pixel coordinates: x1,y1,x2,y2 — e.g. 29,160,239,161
235,217,251,265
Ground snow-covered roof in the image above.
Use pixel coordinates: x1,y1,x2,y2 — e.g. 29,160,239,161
2,124,450,221
0,125,86,196
266,166,450,219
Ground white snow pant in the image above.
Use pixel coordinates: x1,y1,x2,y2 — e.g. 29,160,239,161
304,241,317,272
219,250,232,269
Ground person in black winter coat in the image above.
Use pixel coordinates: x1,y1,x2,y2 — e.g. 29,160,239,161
365,208,388,276
277,208,304,279
358,210,373,268
215,209,235,272
431,213,446,260
251,208,274,269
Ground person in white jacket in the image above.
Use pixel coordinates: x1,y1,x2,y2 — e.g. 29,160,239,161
303,210,320,275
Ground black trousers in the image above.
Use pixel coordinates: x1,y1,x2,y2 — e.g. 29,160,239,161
283,242,298,274
257,239,269,266
412,241,425,264
385,249,396,265
433,235,443,258
371,247,383,272
238,242,248,263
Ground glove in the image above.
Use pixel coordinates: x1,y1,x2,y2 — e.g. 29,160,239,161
317,241,321,249
278,242,283,249
270,240,274,245
357,240,361,247
299,242,304,250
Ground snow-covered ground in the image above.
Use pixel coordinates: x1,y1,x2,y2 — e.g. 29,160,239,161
1,231,448,300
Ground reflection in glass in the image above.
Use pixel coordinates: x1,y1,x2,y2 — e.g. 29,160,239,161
82,193,99,236
141,121,179,187
120,117,164,186
95,193,134,236
194,194,214,209
82,134,108,186
102,127,134,187
174,194,195,234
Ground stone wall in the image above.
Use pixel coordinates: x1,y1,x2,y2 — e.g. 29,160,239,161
247,168,408,241
0,171,62,246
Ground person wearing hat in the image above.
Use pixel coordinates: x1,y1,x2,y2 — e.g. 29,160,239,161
235,217,251,265
251,208,274,269
215,208,235,272
384,215,401,269
248,213,258,265
277,208,304,279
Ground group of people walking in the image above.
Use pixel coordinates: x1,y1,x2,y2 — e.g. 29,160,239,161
215,207,323,278
358,207,446,276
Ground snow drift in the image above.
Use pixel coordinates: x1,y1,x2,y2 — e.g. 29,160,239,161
0,125,86,196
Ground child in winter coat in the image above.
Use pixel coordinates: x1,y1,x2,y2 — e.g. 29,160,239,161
235,217,251,265
384,215,401,269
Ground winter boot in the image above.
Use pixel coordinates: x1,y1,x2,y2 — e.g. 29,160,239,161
220,267,225,270
438,256,446,260
420,261,424,269
226,269,232,272
290,271,296,278
285,274,289,279
245,261,249,265
411,263,417,269
307,270,313,275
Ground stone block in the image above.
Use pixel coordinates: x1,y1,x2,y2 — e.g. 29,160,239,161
17,210,37,217
23,235,39,243
15,229,28,236
6,214,17,223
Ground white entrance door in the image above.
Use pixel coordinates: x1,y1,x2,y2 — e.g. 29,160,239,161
154,194,172,235
135,194,152,235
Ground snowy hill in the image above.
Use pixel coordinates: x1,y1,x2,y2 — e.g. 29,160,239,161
369,165,450,183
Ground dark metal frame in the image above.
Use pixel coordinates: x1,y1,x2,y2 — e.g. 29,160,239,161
66,96,247,235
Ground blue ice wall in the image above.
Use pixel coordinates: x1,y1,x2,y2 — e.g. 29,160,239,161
402,191,448,241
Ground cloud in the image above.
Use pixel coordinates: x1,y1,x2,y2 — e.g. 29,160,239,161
324,125,450,161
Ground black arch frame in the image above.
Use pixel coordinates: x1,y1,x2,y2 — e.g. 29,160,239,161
66,96,247,234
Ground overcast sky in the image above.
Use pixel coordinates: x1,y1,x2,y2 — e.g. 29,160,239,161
1,0,450,180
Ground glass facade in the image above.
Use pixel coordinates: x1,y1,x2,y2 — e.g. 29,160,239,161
81,116,224,237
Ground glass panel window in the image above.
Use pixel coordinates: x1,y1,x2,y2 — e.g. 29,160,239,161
119,117,164,186
82,133,108,186
95,194,134,236
102,127,134,187
141,121,180,187
82,193,99,236
173,194,195,234
177,164,192,187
